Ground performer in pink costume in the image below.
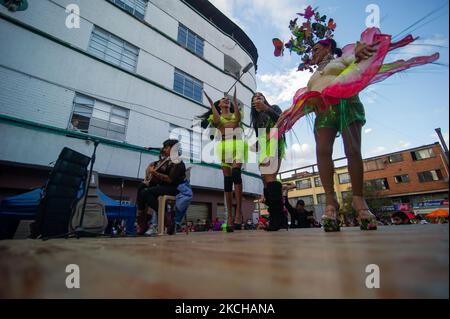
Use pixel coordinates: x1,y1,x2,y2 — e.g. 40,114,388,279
272,6,439,232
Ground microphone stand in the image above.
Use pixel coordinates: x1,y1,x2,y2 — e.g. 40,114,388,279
73,139,100,238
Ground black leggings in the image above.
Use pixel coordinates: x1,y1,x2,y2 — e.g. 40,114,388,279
137,185,179,212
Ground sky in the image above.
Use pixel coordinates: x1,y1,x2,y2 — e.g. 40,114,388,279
208,0,449,172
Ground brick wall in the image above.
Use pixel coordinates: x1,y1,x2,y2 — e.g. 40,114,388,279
364,143,449,197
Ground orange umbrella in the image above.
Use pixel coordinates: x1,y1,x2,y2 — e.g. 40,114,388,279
426,209,449,219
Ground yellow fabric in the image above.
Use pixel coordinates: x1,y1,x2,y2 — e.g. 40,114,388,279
216,138,249,168
208,111,243,129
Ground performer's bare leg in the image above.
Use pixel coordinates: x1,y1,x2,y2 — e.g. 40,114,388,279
222,167,234,228
315,127,339,217
342,122,374,220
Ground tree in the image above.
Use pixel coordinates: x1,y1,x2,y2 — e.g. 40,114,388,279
339,184,392,224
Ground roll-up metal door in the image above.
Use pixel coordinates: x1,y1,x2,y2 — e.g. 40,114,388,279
185,203,210,223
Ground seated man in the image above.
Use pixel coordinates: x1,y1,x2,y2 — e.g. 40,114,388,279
136,139,186,235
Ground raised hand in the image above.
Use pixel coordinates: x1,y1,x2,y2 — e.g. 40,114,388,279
203,90,214,108
355,41,379,63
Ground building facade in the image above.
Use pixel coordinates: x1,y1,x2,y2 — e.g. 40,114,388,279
0,0,263,224
281,143,449,216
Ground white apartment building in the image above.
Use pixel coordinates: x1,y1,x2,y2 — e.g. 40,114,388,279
0,0,263,222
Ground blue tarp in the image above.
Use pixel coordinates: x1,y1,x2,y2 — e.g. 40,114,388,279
0,188,136,219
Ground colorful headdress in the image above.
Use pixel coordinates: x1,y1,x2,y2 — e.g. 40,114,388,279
272,6,337,72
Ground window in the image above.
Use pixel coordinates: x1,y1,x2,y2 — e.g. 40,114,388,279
169,125,201,162
173,69,203,102
366,178,390,190
364,158,385,172
88,27,139,72
177,24,204,57
411,148,435,161
314,177,322,187
316,193,326,204
394,175,410,184
316,193,337,204
418,170,443,183
338,172,351,184
291,195,314,207
70,94,129,141
296,179,312,190
108,0,148,20
224,55,241,78
388,153,403,163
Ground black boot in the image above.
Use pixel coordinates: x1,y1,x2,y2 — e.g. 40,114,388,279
265,182,286,231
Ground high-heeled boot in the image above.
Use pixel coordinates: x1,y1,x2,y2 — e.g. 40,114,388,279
265,182,287,231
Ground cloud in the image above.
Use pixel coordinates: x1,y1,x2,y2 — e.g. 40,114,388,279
209,0,309,39
257,68,312,106
359,87,378,104
367,146,387,156
397,140,412,149
364,128,373,134
281,142,316,171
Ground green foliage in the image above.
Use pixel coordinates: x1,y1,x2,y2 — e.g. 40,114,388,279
339,184,392,220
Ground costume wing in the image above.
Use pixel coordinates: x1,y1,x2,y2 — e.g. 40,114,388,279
322,28,439,101
272,28,439,138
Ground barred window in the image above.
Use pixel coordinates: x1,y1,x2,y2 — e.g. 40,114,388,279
88,27,139,72
108,0,148,20
411,148,435,161
364,158,385,172
70,94,129,141
388,153,404,163
314,177,322,187
296,179,312,190
338,172,351,184
394,175,410,184
316,193,326,204
365,178,389,190
289,195,314,207
177,24,204,57
173,69,203,103
418,170,443,183
316,193,337,204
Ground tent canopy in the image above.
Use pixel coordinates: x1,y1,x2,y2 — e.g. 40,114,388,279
0,187,136,218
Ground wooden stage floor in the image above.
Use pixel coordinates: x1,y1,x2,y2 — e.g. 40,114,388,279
0,224,448,299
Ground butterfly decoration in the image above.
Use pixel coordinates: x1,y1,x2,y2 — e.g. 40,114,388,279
272,38,285,57
289,18,298,31
328,19,337,30
273,6,337,72
298,5,315,20
315,12,327,23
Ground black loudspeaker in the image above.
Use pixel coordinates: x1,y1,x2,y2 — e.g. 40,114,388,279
30,147,91,238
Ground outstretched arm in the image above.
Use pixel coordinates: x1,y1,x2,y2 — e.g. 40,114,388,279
233,87,241,123
203,90,220,126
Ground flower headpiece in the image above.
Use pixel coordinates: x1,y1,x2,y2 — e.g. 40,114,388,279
272,6,337,72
